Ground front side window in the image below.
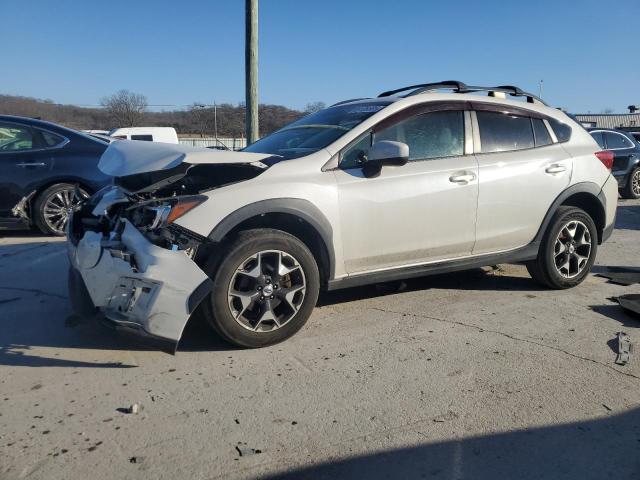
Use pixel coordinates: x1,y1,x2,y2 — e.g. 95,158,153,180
0,122,34,152
477,111,534,153
243,101,390,160
604,132,634,149
341,110,464,168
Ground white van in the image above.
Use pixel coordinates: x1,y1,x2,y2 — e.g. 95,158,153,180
108,127,179,144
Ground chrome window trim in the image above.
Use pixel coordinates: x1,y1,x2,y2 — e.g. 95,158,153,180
542,119,558,143
0,120,70,154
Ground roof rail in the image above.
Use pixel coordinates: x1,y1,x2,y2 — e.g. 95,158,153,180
378,81,469,98
377,81,547,106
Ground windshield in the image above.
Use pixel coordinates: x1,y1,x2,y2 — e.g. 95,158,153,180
243,101,390,159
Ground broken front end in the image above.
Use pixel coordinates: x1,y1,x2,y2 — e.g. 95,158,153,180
67,143,272,352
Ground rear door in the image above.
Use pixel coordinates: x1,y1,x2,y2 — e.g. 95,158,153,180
472,105,573,254
334,104,479,273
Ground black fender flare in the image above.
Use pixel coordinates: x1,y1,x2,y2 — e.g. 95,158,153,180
207,198,336,279
533,181,606,244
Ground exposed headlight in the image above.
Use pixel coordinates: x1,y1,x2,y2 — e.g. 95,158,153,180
131,195,207,230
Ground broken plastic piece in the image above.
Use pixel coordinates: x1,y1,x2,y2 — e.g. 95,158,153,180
595,266,640,286
616,294,640,318
615,332,632,366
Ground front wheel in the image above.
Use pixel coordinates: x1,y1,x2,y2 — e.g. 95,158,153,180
201,229,320,348
621,167,640,199
33,183,89,236
526,206,598,289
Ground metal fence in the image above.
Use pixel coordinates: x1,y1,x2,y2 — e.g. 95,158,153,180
179,137,247,150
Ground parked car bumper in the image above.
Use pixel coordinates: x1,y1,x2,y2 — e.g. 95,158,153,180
67,216,212,353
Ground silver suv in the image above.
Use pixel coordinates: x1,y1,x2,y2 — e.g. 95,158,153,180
67,81,618,351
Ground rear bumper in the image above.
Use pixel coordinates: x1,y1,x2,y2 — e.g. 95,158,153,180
600,174,618,243
67,218,212,352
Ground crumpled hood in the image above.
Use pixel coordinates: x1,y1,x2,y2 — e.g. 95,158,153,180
98,140,274,177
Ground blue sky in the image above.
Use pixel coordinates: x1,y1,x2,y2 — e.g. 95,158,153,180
2,0,639,113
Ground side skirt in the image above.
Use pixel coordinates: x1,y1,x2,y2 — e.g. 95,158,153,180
327,242,540,291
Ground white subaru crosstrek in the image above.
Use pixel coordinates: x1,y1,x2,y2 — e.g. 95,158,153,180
67,81,618,351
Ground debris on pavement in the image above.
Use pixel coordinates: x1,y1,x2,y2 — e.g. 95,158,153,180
595,266,640,286
235,442,263,457
615,294,640,318
614,332,632,366
118,403,143,414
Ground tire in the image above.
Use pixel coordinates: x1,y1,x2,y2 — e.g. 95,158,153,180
526,206,598,289
620,167,640,199
33,183,89,236
201,229,320,348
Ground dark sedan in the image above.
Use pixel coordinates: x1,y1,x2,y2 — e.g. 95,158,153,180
0,115,110,235
588,128,640,199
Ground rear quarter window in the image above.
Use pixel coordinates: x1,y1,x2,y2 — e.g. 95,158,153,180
548,118,572,143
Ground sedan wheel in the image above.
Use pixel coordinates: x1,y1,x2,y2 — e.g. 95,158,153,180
34,183,89,235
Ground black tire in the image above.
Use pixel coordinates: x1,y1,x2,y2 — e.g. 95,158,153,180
201,229,320,348
620,167,640,199
33,183,89,236
526,206,598,289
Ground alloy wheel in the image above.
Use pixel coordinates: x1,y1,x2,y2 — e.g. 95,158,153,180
553,220,592,279
632,169,640,197
227,250,306,332
43,187,89,234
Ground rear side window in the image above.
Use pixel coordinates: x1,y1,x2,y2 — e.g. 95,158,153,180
590,131,605,148
604,132,633,149
131,134,153,141
39,130,65,148
532,118,552,147
548,118,572,143
477,111,534,153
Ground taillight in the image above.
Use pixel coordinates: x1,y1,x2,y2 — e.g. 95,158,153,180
595,150,614,170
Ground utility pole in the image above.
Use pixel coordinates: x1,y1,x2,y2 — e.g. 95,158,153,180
539,79,544,99
245,0,259,144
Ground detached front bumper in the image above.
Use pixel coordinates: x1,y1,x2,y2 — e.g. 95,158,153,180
67,218,212,353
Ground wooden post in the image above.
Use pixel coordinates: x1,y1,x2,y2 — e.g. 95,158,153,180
245,0,259,144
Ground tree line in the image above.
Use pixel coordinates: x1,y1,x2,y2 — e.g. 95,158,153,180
0,90,326,137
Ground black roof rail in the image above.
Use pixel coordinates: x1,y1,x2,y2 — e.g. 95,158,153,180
377,81,547,106
330,98,370,107
378,81,469,98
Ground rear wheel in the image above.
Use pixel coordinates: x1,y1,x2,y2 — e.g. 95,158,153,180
201,229,320,348
33,183,89,236
526,206,598,289
621,167,640,199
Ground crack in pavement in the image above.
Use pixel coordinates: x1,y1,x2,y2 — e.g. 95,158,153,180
370,307,640,381
0,286,67,300
0,243,51,258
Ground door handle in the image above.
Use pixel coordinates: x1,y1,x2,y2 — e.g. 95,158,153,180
545,164,567,174
449,172,476,184
16,162,46,168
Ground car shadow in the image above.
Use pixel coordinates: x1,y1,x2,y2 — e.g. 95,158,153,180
261,407,640,480
318,268,544,307
615,202,640,231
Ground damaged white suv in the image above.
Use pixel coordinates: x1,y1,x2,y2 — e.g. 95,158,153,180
68,81,618,351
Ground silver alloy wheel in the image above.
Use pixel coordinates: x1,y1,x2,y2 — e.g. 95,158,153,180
632,169,640,197
553,220,592,279
43,187,89,234
227,250,306,332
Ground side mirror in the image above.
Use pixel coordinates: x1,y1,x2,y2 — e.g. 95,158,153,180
362,141,409,178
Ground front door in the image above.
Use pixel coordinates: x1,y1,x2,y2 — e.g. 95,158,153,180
334,108,478,274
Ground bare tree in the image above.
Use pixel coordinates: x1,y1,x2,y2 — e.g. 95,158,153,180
189,103,215,136
304,101,326,114
100,90,148,127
